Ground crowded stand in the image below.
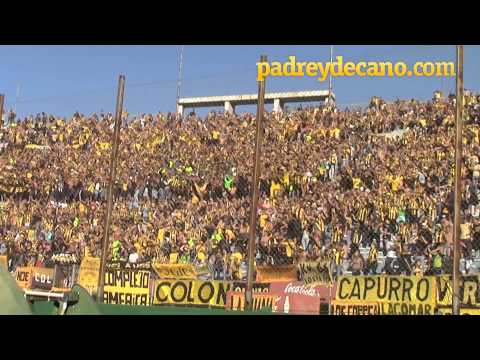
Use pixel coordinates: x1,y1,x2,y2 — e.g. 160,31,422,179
1,91,480,281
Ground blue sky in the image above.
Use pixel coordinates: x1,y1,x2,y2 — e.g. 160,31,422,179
0,45,476,118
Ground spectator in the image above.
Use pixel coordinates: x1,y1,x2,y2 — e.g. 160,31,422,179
350,249,365,275
413,260,424,277
365,242,378,275
431,249,444,275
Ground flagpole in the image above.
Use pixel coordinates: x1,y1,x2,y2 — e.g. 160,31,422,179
245,55,267,311
328,45,333,105
97,75,126,303
176,45,185,115
452,45,464,316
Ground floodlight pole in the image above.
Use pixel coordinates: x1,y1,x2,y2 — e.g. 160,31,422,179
245,55,267,311
98,75,125,303
176,45,185,116
452,45,464,316
328,45,333,105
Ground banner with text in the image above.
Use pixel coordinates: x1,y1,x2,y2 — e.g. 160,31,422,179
330,301,381,315
30,267,55,291
225,291,277,312
153,280,270,308
15,267,32,289
153,263,197,280
78,257,101,296
107,261,152,271
436,275,480,309
103,269,151,306
269,281,334,315
298,261,333,286
335,276,436,315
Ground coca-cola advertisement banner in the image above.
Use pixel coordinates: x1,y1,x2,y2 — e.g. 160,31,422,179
270,281,335,315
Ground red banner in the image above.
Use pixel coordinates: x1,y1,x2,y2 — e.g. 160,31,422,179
269,281,335,315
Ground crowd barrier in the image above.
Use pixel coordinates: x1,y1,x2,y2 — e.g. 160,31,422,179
8,256,480,315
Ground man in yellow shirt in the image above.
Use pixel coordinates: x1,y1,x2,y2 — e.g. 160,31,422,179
211,130,220,144
352,177,362,190
270,180,282,200
157,228,165,245
332,127,341,140
259,213,269,230
390,176,403,192
230,250,243,280
278,237,295,264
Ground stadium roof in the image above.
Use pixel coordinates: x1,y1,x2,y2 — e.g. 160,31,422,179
178,90,334,108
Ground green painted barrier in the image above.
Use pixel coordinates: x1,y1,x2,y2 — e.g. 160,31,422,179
0,263,33,315
98,304,274,315
65,285,103,315
31,301,58,315
30,301,275,315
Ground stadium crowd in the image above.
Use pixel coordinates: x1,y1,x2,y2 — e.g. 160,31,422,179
1,91,480,280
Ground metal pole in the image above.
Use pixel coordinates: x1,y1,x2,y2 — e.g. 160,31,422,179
176,45,185,114
452,45,464,316
97,75,125,303
328,45,333,105
245,55,267,311
0,94,4,127
328,285,332,315
71,264,76,288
